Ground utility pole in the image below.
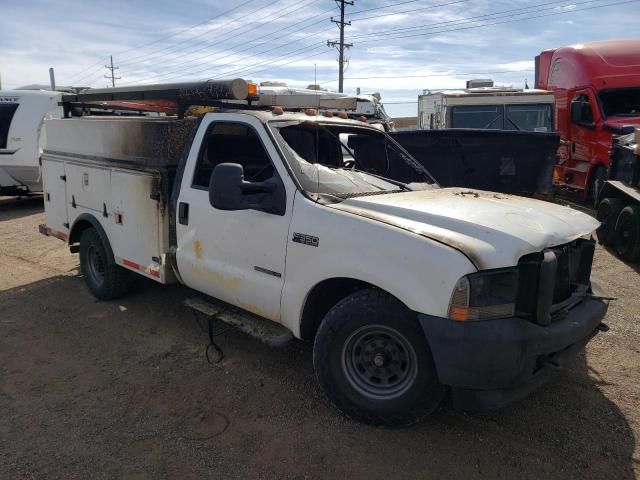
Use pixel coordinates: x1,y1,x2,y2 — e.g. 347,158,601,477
327,0,353,93
104,55,121,88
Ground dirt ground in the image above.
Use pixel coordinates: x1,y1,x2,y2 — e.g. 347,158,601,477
1,195,639,480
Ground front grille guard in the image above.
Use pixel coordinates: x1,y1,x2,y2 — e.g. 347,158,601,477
516,238,596,325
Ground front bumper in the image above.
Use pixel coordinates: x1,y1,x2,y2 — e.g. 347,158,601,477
418,296,608,412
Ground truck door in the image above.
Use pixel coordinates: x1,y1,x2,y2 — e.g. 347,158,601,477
568,91,598,164
175,114,293,322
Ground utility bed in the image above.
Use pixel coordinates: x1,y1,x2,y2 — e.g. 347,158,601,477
41,116,199,283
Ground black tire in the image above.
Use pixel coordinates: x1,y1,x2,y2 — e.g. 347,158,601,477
589,166,606,206
596,197,623,246
614,205,640,262
313,288,445,426
79,227,134,300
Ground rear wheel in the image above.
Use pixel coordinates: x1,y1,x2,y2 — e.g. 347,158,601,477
79,227,134,300
614,205,640,262
313,288,445,426
596,198,623,246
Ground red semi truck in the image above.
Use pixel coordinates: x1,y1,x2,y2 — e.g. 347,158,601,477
535,40,640,201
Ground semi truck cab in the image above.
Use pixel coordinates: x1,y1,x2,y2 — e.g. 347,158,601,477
535,40,640,201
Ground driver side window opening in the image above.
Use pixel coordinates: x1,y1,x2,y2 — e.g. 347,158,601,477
192,122,275,189
571,94,594,125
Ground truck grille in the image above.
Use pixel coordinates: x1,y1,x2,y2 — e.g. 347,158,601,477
516,238,595,325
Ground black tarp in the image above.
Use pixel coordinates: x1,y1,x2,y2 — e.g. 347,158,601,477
391,129,560,196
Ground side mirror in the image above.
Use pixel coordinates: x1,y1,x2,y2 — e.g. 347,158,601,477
209,163,286,215
571,100,595,128
209,163,246,211
570,101,582,124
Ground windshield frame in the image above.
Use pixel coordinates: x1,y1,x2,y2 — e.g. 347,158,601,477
267,119,438,202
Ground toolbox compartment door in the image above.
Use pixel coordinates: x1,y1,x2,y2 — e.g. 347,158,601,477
41,158,69,239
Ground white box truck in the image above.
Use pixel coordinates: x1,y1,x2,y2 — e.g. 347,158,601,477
40,79,609,425
0,89,64,195
418,79,554,132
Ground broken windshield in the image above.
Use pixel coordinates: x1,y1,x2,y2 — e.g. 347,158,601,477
598,88,640,118
269,121,436,199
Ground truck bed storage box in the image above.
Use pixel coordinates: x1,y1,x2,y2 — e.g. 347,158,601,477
44,116,198,167
41,116,185,283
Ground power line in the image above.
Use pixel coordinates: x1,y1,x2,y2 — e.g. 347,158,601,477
353,0,637,44
348,0,590,39
127,1,333,84
129,0,464,85
118,0,311,71
318,69,535,84
113,0,261,66
197,0,617,85
350,0,470,23
63,1,257,83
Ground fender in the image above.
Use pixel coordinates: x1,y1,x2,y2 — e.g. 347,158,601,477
68,213,115,262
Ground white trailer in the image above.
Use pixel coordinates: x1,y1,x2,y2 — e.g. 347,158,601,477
40,79,608,426
417,80,554,132
0,89,64,194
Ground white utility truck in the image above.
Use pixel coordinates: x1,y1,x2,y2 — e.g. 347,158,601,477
418,79,554,132
40,79,609,425
0,89,64,195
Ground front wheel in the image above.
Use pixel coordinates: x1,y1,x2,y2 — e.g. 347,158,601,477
313,289,445,426
614,205,640,262
79,227,134,300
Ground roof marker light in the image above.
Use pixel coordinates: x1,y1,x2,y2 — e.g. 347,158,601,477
272,106,284,115
338,111,349,119
322,110,333,117
305,108,317,116
247,82,259,98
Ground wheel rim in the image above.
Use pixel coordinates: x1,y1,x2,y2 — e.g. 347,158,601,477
617,215,635,255
597,203,611,234
342,325,418,400
87,245,106,286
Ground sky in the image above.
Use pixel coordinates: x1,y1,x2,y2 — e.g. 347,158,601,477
1,0,638,117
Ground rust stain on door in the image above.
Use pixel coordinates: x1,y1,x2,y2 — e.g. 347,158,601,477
194,240,203,259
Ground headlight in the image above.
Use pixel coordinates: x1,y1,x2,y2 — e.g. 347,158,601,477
448,269,519,321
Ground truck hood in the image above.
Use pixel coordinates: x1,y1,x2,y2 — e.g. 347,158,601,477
603,116,640,133
329,188,599,270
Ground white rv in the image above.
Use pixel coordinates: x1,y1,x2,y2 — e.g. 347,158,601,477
417,80,554,132
0,89,64,195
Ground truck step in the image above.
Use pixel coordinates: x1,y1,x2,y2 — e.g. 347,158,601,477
185,296,293,348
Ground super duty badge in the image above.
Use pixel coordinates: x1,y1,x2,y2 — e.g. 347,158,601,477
293,233,319,247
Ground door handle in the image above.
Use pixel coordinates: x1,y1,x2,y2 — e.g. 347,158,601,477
572,142,576,154
178,202,189,225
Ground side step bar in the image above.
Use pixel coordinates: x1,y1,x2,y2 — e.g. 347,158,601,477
185,296,293,348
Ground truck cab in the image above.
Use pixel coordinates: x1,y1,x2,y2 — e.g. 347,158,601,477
39,79,609,426
535,40,640,201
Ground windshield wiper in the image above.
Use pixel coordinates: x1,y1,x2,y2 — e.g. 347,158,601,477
334,166,412,191
331,190,406,199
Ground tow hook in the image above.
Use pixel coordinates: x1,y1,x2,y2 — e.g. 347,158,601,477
597,323,610,332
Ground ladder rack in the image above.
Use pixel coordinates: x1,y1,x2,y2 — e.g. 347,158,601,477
60,78,259,118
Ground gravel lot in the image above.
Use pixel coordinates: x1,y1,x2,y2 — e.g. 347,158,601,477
1,195,639,479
